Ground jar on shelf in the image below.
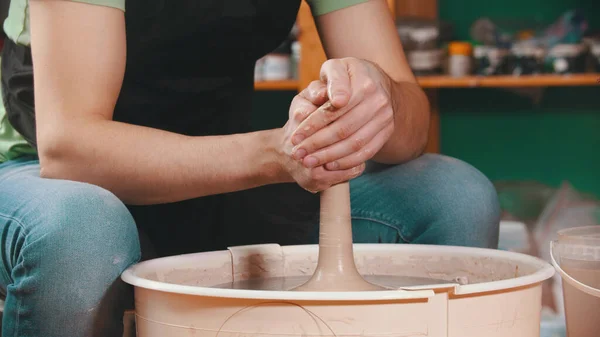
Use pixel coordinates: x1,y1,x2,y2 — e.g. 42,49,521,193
545,43,587,74
396,25,414,46
406,26,443,76
475,46,510,76
407,49,444,76
447,41,473,77
254,57,265,82
408,26,439,50
473,45,490,75
506,42,544,76
290,41,301,80
592,42,600,72
263,40,292,81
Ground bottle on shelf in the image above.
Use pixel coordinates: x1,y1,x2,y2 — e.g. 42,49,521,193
506,41,545,76
447,41,473,77
545,43,587,74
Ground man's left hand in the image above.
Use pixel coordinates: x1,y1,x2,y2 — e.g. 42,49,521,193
290,57,396,171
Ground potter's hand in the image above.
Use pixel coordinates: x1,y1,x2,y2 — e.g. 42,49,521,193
290,58,395,171
279,81,366,193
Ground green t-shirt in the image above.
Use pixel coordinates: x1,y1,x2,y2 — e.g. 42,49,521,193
0,0,367,163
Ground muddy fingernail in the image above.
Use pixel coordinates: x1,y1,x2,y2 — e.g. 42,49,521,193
292,134,305,145
304,156,318,168
293,148,307,160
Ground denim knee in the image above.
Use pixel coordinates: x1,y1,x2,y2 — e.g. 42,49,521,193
409,154,501,248
363,154,501,248
2,180,141,336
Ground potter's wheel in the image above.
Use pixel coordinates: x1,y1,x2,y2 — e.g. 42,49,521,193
122,182,555,336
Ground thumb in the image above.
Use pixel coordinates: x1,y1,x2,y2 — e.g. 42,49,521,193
320,59,351,108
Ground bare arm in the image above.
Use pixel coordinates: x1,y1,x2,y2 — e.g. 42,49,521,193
31,1,286,205
313,0,431,163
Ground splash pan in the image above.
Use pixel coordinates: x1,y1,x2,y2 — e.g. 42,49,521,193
122,244,554,337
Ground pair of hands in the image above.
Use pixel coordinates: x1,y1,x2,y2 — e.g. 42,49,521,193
279,57,396,193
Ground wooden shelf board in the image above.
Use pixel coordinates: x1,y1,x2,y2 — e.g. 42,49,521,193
417,74,600,88
254,75,600,91
254,80,299,91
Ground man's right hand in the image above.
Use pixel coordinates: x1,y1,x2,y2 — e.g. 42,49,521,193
276,81,366,193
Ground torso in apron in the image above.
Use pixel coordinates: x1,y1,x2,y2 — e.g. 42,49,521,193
116,0,301,136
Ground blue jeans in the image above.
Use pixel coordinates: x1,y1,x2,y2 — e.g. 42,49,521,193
0,154,500,336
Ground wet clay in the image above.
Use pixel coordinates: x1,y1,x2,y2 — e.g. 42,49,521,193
212,275,448,291
293,183,385,291
561,259,600,337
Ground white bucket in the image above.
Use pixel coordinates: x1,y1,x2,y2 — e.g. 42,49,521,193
122,244,554,337
550,226,600,337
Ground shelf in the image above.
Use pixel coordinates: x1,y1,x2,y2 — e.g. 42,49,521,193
254,74,600,91
417,74,600,88
254,80,299,91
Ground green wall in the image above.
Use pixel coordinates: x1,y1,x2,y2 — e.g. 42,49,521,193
252,0,600,197
438,0,600,197
439,0,599,39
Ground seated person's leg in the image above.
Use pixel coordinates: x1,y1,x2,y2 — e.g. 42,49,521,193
350,154,501,248
0,157,141,337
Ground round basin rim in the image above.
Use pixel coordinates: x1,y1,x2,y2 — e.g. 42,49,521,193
121,244,555,300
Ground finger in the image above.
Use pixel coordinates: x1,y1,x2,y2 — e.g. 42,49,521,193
320,59,351,108
290,101,345,146
307,163,366,192
291,99,378,156
326,124,394,171
288,97,320,131
297,80,328,106
298,111,390,165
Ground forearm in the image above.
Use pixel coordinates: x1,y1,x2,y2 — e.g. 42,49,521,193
39,120,287,205
372,81,430,164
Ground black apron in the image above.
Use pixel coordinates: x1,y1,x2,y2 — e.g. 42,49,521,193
1,0,320,257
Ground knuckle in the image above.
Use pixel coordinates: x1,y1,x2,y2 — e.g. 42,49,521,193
310,169,323,181
351,136,366,152
302,124,313,134
385,123,395,135
309,81,326,97
309,80,322,88
292,108,307,123
301,141,315,153
384,111,395,126
322,59,336,70
362,78,377,94
378,107,394,126
361,147,374,160
290,95,302,107
336,124,353,140
374,92,390,110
